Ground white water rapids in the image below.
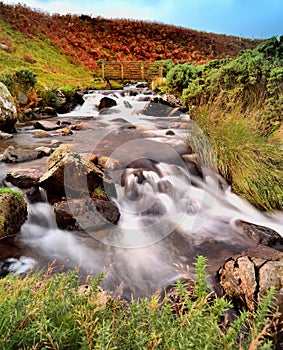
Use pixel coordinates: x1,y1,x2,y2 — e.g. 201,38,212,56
2,84,283,298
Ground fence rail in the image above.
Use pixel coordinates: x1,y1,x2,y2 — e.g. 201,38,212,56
102,61,163,81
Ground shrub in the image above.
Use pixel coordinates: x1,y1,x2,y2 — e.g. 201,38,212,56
0,257,278,349
39,86,59,108
0,68,37,100
166,62,201,95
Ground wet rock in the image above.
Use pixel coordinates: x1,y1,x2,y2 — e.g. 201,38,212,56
50,139,62,147
141,94,188,117
136,82,148,88
2,145,42,163
54,197,120,230
55,88,84,114
0,190,27,237
161,93,188,112
110,118,129,123
58,127,73,136
0,82,18,133
80,153,98,165
98,156,122,170
25,187,46,203
98,96,117,110
99,107,120,115
35,146,54,156
123,100,132,108
5,168,43,188
24,107,57,120
218,245,283,312
45,144,72,169
181,153,203,177
0,130,13,139
157,180,174,196
33,130,52,138
39,144,105,203
70,122,85,131
232,219,283,246
34,120,61,131
141,100,174,117
56,90,70,113
165,130,175,136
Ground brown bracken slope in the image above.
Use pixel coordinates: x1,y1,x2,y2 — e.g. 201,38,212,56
0,1,263,70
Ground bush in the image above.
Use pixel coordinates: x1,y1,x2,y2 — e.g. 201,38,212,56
39,86,59,108
0,257,278,349
0,68,37,97
166,62,201,95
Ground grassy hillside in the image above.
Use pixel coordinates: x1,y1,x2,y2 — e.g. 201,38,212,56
0,1,262,81
0,17,94,88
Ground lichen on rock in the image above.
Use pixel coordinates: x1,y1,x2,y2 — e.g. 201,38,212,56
0,189,27,237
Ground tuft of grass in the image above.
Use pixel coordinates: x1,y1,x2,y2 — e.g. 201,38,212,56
0,187,24,201
0,256,278,349
190,105,283,211
93,187,106,199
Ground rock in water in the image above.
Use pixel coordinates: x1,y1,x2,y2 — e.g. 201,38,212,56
54,198,120,230
39,144,105,203
2,145,41,163
0,190,27,237
98,96,117,110
0,82,18,133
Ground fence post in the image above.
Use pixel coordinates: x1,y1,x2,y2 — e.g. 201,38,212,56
159,63,163,78
121,62,124,82
102,61,105,80
141,63,144,80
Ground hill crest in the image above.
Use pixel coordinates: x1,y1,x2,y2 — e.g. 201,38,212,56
0,1,263,71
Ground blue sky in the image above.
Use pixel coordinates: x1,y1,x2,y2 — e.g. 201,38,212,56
3,0,283,39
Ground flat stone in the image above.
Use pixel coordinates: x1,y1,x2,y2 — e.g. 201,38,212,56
0,130,13,139
35,146,54,156
34,120,61,131
2,146,41,163
5,168,43,188
33,130,52,138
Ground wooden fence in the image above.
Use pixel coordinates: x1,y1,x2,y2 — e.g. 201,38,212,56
102,61,163,81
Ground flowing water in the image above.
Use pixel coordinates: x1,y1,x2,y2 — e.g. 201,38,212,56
1,85,282,299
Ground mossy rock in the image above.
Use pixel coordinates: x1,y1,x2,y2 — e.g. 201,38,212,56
0,189,27,237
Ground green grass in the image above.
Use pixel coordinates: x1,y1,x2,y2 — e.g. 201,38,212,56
0,18,94,88
190,106,283,211
0,257,278,349
0,187,24,201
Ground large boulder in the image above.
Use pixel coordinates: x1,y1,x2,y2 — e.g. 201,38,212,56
141,94,188,117
0,82,18,133
54,197,120,230
217,245,283,313
39,144,105,203
0,189,27,237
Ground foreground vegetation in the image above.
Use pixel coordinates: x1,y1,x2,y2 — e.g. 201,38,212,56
0,257,280,349
166,37,283,211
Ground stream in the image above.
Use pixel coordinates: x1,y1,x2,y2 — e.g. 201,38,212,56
0,84,282,299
